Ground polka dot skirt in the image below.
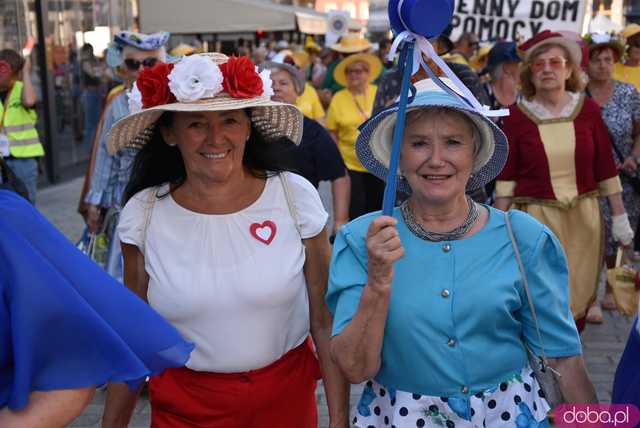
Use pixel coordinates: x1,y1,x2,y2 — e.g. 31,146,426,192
352,366,550,428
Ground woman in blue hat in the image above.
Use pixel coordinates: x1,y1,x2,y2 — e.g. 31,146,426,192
326,78,596,427
482,42,522,114
81,31,170,282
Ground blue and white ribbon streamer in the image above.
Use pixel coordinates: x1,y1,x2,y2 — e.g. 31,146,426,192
387,0,509,118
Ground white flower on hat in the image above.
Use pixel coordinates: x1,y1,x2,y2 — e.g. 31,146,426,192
258,68,274,97
591,33,612,44
127,82,143,114
168,55,223,102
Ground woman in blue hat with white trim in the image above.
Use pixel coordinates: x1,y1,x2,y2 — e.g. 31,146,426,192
82,31,170,282
326,78,596,428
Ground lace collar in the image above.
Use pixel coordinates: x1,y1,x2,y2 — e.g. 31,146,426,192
519,92,582,121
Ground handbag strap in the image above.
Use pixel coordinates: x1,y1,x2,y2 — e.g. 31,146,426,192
504,212,549,363
141,187,157,253
279,172,303,240
610,137,627,164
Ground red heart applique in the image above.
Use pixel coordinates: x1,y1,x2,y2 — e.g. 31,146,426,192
250,220,277,245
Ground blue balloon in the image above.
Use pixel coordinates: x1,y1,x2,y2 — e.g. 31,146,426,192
388,0,454,38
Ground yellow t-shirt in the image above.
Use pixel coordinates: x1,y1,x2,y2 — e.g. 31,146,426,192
296,83,325,121
443,52,471,67
613,63,640,91
326,84,377,172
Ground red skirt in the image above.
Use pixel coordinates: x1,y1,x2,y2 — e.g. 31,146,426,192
148,338,321,428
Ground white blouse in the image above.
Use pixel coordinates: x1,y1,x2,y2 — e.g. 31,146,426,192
118,172,328,372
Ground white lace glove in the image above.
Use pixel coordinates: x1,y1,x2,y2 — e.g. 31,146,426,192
612,213,634,246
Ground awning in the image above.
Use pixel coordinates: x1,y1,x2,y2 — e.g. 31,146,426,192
140,0,294,34
295,12,326,35
139,0,356,35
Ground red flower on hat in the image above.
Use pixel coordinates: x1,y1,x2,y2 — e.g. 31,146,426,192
220,56,263,98
137,62,176,108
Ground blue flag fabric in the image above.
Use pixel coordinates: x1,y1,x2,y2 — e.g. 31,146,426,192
0,190,193,411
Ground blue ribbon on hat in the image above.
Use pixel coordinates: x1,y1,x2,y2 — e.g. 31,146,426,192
381,0,509,215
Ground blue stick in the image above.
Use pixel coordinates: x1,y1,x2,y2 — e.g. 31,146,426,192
382,40,415,216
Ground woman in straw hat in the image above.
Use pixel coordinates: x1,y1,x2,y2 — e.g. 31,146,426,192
326,51,383,220
101,54,349,427
494,31,634,332
321,33,373,96
327,78,595,428
584,33,640,321
613,24,640,91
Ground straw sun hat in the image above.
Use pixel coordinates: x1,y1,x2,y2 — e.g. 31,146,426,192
330,34,372,53
107,53,303,154
333,53,383,87
356,78,508,194
623,23,640,40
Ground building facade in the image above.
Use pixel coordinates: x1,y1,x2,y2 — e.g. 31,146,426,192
1,0,136,184
315,0,370,24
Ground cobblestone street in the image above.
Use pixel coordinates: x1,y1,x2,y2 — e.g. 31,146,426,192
36,178,634,427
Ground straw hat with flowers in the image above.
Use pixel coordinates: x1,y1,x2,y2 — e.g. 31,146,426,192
108,53,303,154
586,33,624,61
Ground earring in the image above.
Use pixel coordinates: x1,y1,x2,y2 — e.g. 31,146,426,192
168,143,177,147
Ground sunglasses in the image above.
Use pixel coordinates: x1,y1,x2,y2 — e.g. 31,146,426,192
531,56,567,73
123,57,158,70
346,67,368,75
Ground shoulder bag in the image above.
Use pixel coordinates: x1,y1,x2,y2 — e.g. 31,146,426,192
611,141,640,194
504,212,564,409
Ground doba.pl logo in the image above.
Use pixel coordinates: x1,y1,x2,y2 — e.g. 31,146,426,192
556,404,640,427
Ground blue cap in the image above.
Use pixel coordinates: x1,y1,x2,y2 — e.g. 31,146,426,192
388,0,454,39
486,42,521,72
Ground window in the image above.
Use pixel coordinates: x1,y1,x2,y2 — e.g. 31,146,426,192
343,1,356,18
323,2,338,12
359,2,369,20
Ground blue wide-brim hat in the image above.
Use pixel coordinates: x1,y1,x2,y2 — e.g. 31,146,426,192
356,78,508,194
114,31,170,51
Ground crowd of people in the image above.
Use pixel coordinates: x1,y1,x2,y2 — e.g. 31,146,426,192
1,21,640,428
